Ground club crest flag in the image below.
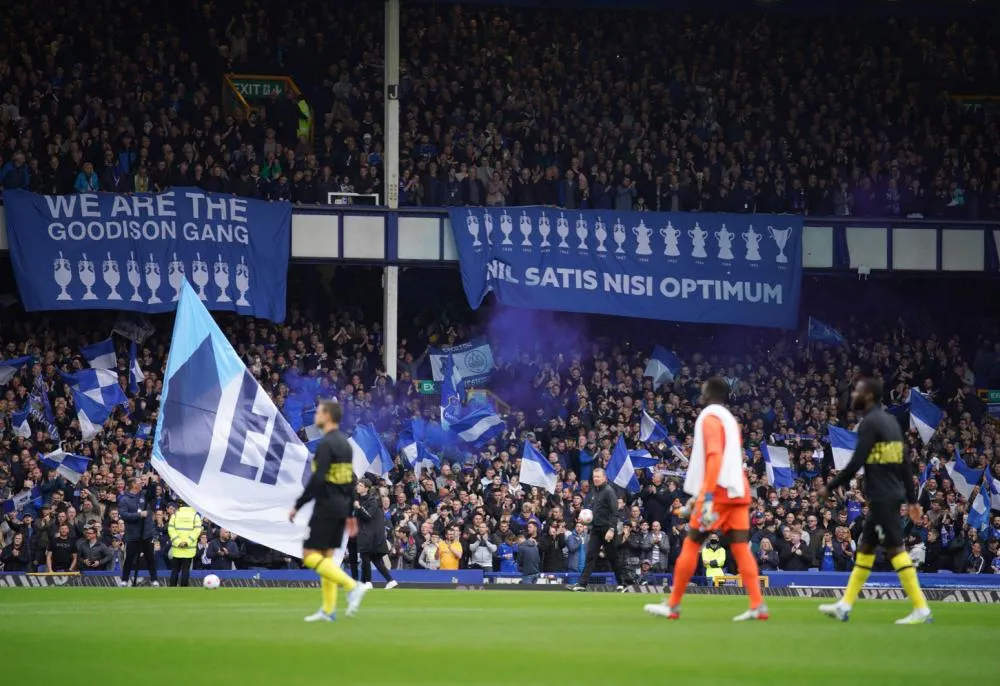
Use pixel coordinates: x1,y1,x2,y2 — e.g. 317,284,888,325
448,208,802,328
3,188,291,322
152,279,311,558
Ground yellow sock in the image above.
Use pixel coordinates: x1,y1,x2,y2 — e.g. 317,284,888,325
321,578,337,614
891,551,928,610
843,552,875,607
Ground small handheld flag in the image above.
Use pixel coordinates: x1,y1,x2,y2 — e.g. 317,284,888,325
643,345,681,390
81,338,118,369
38,448,91,484
908,389,943,443
639,410,668,443
828,425,858,471
946,448,983,500
762,443,794,488
519,440,558,494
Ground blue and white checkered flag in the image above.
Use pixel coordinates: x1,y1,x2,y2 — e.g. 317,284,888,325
81,338,117,369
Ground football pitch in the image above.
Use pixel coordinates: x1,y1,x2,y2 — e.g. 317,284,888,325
4,588,998,685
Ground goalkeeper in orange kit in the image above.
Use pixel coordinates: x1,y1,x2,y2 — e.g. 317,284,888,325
644,377,768,621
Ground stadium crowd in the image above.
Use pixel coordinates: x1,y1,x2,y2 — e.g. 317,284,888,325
0,2,999,216
1,275,999,580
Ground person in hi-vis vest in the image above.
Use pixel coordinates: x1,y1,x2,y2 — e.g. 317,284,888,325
168,504,203,587
701,533,727,581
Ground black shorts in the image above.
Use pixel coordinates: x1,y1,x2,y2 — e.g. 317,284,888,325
860,499,905,548
304,511,347,551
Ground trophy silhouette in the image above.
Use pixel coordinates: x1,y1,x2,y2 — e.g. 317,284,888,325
144,255,162,304
167,253,186,301
127,252,143,302
555,212,570,249
660,222,681,257
192,253,210,300
466,210,482,247
575,214,589,250
689,223,708,259
235,257,251,307
483,212,494,246
102,252,122,300
519,212,533,247
633,219,653,256
715,224,735,261
612,218,627,254
769,226,792,264
54,251,73,301
78,253,98,300
594,217,608,252
742,226,762,261
213,255,232,303
538,212,552,248
499,211,513,246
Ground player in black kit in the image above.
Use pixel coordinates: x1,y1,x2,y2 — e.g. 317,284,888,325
289,400,369,622
817,377,932,624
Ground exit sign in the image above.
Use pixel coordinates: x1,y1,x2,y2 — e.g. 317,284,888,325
417,380,437,395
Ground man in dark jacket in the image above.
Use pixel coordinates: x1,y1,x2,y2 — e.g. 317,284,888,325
780,531,814,571
570,468,626,591
77,525,113,572
118,475,160,586
355,480,397,588
540,520,567,573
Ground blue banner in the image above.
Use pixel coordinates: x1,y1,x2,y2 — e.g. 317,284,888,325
429,337,495,387
3,189,291,322
448,208,802,328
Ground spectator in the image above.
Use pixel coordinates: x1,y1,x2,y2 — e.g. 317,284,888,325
966,542,986,575
468,522,497,573
757,538,779,572
206,529,241,571
77,525,113,572
1,532,30,572
701,534,726,581
781,532,814,572
46,524,76,573
436,526,462,571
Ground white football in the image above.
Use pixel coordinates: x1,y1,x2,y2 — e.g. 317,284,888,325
203,574,221,590
578,508,594,525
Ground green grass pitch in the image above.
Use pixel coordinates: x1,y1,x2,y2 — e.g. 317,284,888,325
4,588,998,685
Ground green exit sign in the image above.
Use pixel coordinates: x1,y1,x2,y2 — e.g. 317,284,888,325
987,390,1000,403
417,380,437,395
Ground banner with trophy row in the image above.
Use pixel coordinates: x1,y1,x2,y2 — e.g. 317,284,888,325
447,208,803,328
3,188,291,322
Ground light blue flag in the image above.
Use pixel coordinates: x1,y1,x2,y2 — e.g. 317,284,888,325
807,317,847,348
947,448,984,500
2,486,42,515
152,279,312,559
643,345,681,390
762,443,795,488
639,409,668,443
11,408,31,438
38,448,91,484
908,389,943,443
0,355,33,385
606,435,641,493
440,353,464,431
81,338,117,369
129,341,144,394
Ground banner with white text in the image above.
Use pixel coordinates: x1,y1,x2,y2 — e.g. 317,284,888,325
3,188,291,322
448,208,802,328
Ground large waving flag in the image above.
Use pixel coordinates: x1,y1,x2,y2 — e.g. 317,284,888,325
152,280,313,558
28,375,59,441
828,425,858,471
606,435,642,493
807,317,847,348
38,448,91,484
70,385,115,440
128,341,144,394
399,425,441,481
63,368,128,409
639,410,668,443
908,389,943,443
81,338,117,369
0,355,33,386
10,408,31,438
350,423,393,479
763,443,794,488
519,440,558,494
665,436,688,464
947,448,984,500
643,345,681,390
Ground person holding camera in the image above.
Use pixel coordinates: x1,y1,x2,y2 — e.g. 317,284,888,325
118,474,160,587
468,522,497,573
